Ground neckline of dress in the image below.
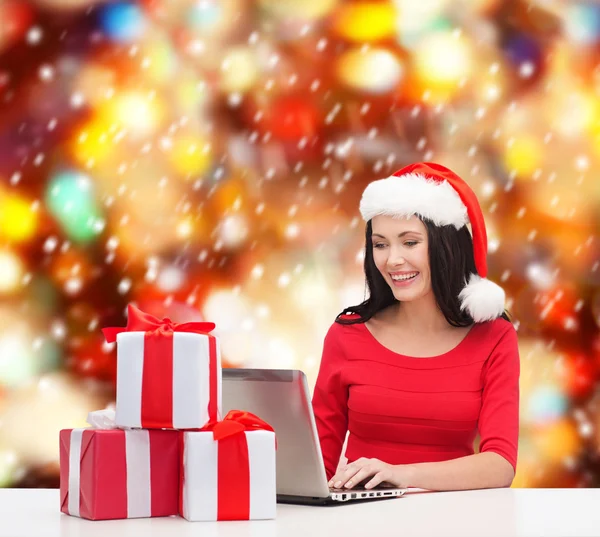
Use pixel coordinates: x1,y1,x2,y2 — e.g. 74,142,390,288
359,321,478,360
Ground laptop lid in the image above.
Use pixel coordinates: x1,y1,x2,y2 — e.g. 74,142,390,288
222,368,330,498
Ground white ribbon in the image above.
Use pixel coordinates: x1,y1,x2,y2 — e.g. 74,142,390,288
67,430,83,517
86,409,117,429
125,429,151,518
67,409,152,518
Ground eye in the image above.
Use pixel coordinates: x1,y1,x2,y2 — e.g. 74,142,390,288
373,243,387,249
405,241,419,247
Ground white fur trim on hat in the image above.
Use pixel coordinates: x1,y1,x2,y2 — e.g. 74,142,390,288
458,274,506,323
359,173,468,228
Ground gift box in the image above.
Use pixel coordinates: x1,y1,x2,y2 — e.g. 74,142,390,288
60,410,180,521
180,411,277,522
103,304,222,430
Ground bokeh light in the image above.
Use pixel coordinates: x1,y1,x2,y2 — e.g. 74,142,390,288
104,91,165,138
99,2,147,42
0,373,106,465
0,192,39,243
0,446,21,487
71,117,119,168
332,2,397,43
0,310,61,388
0,251,24,293
337,48,405,94
533,419,582,464
0,1,35,53
564,4,600,46
168,133,213,176
503,135,543,178
259,0,338,21
44,170,104,243
220,47,260,93
412,31,473,102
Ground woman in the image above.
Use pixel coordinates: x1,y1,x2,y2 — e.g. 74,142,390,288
312,162,519,492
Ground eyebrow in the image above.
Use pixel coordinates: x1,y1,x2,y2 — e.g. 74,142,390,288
372,231,423,239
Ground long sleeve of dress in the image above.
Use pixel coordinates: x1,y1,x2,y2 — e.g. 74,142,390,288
312,323,348,481
478,325,521,471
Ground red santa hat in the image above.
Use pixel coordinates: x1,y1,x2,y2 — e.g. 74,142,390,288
359,162,505,323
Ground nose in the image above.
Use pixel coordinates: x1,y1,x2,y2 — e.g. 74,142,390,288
387,248,406,268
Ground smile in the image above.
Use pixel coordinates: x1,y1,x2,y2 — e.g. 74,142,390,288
390,272,419,281
389,271,419,287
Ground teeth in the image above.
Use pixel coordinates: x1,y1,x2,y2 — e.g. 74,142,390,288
391,272,418,281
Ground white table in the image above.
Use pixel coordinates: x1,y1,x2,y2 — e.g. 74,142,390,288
1,488,599,537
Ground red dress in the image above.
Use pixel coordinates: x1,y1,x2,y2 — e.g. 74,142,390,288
312,315,520,480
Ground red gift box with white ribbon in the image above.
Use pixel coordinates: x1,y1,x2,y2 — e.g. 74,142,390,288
60,410,180,520
180,410,277,521
102,304,222,430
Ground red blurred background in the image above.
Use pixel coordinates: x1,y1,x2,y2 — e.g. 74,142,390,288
0,0,599,488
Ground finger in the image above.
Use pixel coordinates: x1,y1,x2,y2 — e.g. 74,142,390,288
329,471,347,488
329,475,346,488
331,463,365,488
329,467,350,488
344,467,376,489
364,471,387,490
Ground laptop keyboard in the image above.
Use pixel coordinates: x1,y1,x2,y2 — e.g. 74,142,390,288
329,485,371,493
329,482,396,493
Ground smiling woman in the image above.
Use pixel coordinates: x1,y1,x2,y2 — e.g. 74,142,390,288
312,162,519,493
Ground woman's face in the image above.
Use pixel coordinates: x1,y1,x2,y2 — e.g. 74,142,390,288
371,214,432,302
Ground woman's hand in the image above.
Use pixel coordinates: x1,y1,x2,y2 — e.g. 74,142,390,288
328,458,411,490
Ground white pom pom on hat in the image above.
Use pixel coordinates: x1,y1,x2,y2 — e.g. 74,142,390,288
359,162,505,323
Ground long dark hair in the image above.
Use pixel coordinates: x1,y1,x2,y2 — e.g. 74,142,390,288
337,218,510,327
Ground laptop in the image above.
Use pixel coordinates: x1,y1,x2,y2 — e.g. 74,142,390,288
222,368,406,505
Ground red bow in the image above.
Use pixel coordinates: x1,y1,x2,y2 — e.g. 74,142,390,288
102,304,216,343
202,410,275,442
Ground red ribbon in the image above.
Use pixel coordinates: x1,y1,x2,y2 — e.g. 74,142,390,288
102,304,218,429
102,304,216,342
178,431,185,518
202,410,275,440
203,411,276,521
